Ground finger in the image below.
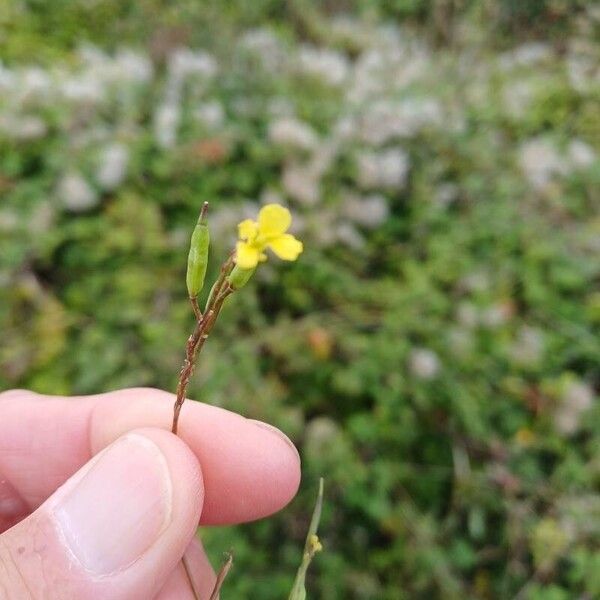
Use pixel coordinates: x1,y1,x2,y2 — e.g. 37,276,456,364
0,388,300,526
155,537,217,600
0,428,202,600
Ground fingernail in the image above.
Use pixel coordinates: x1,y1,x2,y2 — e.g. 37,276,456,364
53,434,172,575
248,419,300,462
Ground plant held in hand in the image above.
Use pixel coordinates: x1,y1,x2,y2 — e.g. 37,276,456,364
172,202,303,435
173,201,319,598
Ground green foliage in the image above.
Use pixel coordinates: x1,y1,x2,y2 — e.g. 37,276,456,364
1,1,599,599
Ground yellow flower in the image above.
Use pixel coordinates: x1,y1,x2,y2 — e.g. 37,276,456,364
235,204,303,269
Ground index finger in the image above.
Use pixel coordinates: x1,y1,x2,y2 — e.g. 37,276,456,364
0,388,300,529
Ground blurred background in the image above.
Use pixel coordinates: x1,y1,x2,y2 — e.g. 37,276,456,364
1,1,599,598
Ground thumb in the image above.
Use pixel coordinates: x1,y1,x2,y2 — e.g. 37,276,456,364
0,428,203,600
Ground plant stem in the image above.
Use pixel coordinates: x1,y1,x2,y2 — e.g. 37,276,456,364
171,248,237,599
209,552,233,600
182,553,202,600
190,296,202,321
171,254,235,435
288,478,324,600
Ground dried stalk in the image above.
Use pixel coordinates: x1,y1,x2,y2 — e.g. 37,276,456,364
209,552,234,600
183,554,202,600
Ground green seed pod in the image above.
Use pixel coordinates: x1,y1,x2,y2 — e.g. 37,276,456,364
186,204,210,298
228,264,256,290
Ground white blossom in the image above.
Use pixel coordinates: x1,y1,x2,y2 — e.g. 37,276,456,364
78,47,153,86
519,138,568,191
498,42,552,70
356,98,443,145
296,45,349,86
409,348,441,380
60,74,105,105
554,380,595,435
168,48,217,80
154,102,181,149
268,117,318,152
335,222,365,249
342,193,389,228
568,140,596,169
96,143,129,191
115,50,153,84
19,68,52,103
282,164,320,205
332,116,356,141
58,172,98,213
349,32,432,104
357,148,409,190
0,115,47,140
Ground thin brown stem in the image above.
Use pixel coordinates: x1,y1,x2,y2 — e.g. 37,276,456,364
209,552,233,600
171,256,235,435
171,309,210,434
183,553,202,600
172,213,237,596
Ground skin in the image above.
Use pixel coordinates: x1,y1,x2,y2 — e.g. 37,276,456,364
0,387,301,599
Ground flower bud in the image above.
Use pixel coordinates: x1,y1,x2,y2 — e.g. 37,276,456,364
228,264,255,289
186,203,210,298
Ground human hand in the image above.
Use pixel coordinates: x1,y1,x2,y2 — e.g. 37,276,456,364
0,388,300,599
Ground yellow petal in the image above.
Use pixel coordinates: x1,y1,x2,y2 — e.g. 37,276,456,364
268,233,303,261
238,219,258,241
258,204,291,237
235,241,260,269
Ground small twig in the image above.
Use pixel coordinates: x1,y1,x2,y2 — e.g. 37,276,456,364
182,553,202,600
171,309,210,434
190,296,202,321
209,552,233,600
